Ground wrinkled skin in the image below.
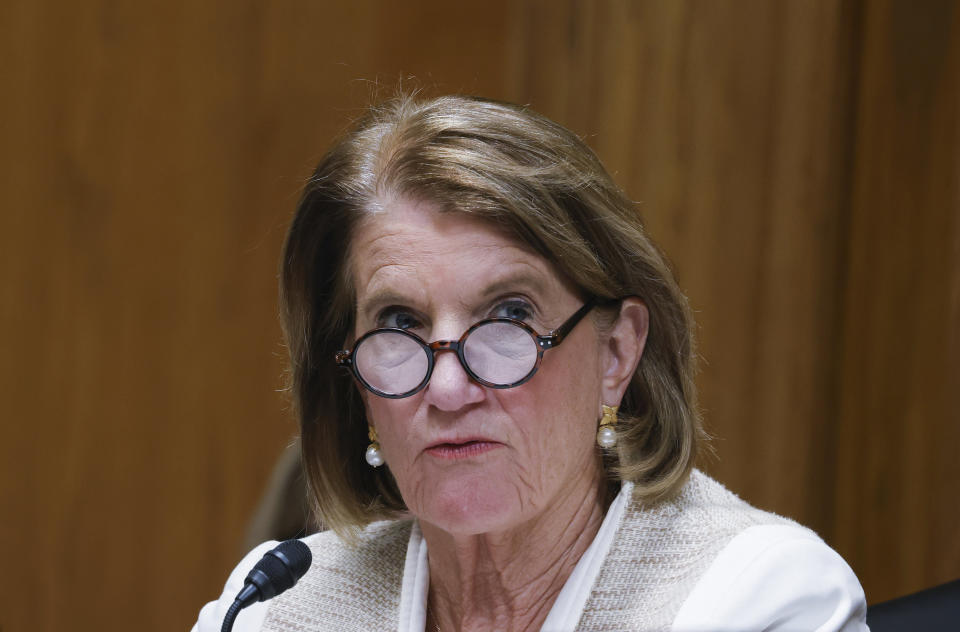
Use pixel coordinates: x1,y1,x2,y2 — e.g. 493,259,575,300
349,197,647,631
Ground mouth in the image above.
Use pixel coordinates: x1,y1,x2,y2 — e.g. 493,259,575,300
424,439,503,460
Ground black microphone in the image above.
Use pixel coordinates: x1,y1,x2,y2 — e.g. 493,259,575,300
221,539,312,632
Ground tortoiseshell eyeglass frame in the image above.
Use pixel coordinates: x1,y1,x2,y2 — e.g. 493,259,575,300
335,298,601,399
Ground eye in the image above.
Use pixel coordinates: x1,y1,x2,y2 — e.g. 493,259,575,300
379,308,423,330
491,300,534,322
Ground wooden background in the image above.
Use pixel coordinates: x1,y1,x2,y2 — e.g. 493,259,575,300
1,1,957,629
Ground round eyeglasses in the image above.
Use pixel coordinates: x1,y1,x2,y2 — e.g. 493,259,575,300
335,300,598,398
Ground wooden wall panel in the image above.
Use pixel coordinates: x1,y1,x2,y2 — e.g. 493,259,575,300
834,0,960,603
2,1,957,629
0,3,297,629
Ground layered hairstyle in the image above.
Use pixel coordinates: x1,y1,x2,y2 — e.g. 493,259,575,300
280,94,705,536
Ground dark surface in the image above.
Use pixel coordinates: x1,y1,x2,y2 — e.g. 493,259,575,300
867,578,960,631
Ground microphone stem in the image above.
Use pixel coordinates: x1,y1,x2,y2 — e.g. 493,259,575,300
220,599,244,632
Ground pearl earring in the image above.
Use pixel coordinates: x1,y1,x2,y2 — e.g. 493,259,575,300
365,426,384,467
596,404,618,449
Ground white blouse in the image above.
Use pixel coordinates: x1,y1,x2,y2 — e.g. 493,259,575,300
193,482,868,631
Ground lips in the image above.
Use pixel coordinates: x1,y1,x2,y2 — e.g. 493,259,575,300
424,438,503,459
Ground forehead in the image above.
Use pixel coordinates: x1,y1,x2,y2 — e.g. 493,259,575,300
349,199,564,309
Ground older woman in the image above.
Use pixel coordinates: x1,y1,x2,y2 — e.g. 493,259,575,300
194,95,868,631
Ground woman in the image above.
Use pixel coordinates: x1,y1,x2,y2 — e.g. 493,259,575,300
194,95,868,631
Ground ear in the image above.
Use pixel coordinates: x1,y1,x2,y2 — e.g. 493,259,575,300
600,298,649,409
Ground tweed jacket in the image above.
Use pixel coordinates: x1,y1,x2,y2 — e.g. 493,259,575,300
194,470,868,631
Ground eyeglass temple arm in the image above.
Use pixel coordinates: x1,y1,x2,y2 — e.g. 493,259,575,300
538,298,602,349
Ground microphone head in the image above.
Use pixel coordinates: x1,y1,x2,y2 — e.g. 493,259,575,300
244,539,312,602
270,539,312,585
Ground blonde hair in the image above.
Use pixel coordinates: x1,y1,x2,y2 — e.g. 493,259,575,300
280,94,705,537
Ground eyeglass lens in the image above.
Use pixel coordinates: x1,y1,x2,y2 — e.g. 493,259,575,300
354,331,430,395
462,321,537,384
353,321,539,396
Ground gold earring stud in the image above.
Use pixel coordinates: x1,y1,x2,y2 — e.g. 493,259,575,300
597,404,618,449
365,426,384,467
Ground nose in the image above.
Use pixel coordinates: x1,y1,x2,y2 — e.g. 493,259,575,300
422,348,486,411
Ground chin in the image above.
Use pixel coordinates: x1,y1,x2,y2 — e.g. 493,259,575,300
419,476,526,536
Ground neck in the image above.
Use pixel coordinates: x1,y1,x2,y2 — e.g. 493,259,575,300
420,472,610,632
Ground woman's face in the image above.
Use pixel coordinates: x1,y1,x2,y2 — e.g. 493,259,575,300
350,199,607,535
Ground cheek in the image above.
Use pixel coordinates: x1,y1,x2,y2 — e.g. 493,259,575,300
503,345,603,468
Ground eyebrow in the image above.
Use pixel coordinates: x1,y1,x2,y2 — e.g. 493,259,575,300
476,268,550,303
355,266,553,323
356,289,419,324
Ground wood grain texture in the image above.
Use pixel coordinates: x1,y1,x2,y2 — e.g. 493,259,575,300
833,0,960,603
1,1,956,629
